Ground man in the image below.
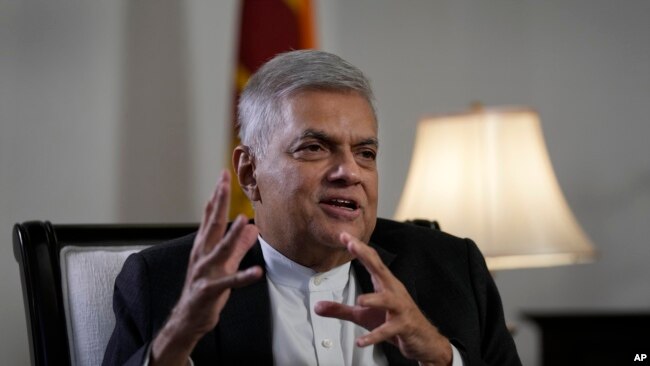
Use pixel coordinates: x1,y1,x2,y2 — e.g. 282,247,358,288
103,50,521,366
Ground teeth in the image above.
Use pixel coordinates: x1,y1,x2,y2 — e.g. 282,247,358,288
328,199,357,210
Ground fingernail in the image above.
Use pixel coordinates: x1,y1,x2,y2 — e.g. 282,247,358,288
222,169,229,179
237,214,248,225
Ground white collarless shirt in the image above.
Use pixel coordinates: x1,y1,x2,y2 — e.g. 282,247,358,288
145,238,463,366
260,236,389,366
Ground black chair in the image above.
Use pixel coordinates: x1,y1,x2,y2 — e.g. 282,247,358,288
13,221,198,366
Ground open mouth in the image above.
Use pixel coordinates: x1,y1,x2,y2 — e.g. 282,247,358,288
321,198,359,211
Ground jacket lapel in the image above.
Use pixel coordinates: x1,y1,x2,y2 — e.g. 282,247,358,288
215,242,273,364
352,242,395,293
352,242,419,366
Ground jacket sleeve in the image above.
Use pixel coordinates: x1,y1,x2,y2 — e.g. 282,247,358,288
102,253,153,366
458,239,522,366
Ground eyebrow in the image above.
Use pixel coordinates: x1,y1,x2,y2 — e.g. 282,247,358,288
294,129,379,148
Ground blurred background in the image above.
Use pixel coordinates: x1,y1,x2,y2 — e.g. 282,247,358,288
2,1,649,364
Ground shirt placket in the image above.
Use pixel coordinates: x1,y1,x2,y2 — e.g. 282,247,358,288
308,273,344,366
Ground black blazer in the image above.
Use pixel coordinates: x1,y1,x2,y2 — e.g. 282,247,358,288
102,218,521,365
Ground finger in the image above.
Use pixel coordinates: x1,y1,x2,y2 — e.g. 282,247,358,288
356,292,396,311
193,170,230,260
357,322,399,347
314,301,358,323
203,170,231,250
208,215,253,259
199,171,224,230
340,232,393,288
204,266,264,293
201,220,258,275
220,223,259,269
229,223,259,262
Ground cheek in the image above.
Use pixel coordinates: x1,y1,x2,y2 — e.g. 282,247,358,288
366,173,379,202
263,164,318,204
287,172,321,204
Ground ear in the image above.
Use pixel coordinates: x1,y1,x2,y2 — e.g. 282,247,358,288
233,145,261,202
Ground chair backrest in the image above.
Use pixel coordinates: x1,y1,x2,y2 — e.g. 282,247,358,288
13,221,198,366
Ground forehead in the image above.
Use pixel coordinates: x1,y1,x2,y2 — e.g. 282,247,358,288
280,90,378,140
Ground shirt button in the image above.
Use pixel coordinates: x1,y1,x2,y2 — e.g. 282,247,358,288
313,276,323,286
321,339,333,348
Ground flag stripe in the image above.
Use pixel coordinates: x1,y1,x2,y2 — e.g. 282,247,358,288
229,0,317,219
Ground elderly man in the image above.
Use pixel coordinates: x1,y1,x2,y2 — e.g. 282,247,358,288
103,50,521,366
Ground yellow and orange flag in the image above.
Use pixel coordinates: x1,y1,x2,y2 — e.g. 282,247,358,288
229,0,317,219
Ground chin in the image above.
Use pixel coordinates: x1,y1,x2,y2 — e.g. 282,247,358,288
325,223,367,245
308,211,373,242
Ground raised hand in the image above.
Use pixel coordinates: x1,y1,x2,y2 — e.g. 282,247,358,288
151,170,263,366
314,232,452,366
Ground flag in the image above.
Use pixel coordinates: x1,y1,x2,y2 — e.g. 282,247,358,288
229,0,317,219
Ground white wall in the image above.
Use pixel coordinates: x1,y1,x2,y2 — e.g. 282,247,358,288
2,1,649,364
1,1,237,363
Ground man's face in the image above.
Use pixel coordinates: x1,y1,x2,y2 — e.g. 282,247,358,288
252,90,378,268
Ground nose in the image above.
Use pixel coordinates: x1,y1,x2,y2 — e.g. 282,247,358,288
326,149,362,186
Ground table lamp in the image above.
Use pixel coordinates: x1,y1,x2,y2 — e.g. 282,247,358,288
394,106,596,270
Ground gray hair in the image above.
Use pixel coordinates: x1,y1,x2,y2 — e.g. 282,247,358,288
237,50,376,157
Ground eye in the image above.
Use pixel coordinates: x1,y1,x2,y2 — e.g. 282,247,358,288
292,142,329,160
358,149,377,161
305,144,323,152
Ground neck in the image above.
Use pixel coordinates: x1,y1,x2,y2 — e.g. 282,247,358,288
261,236,354,272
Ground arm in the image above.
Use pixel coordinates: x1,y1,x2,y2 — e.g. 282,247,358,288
103,170,263,366
315,232,454,366
460,239,521,365
151,171,262,365
102,254,157,366
315,233,521,366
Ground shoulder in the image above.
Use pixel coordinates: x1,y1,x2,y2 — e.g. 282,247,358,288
371,217,474,257
116,232,196,298
114,232,197,325
136,231,197,268
370,218,488,284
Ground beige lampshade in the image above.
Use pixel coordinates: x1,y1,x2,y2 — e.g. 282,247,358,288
394,106,597,270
